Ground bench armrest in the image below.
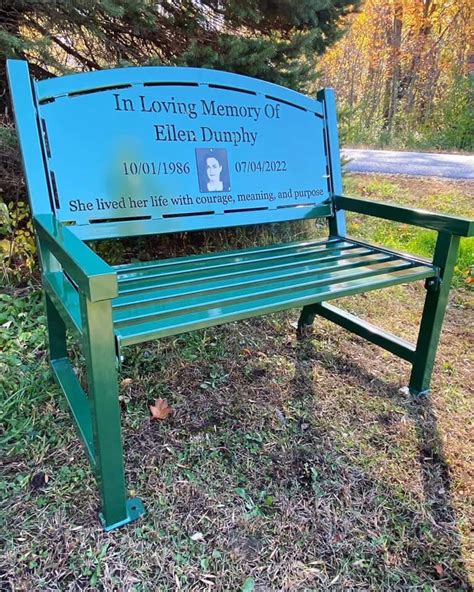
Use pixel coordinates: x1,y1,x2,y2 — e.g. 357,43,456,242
34,214,118,302
336,195,474,237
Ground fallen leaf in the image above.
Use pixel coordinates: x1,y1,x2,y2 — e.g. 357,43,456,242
435,564,444,576
149,398,173,420
121,378,133,388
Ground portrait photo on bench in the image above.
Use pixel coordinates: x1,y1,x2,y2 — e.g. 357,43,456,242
195,148,231,192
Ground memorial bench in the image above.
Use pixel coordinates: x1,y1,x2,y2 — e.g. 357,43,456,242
8,60,473,531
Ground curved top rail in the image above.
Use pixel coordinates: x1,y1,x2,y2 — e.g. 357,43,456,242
35,66,323,116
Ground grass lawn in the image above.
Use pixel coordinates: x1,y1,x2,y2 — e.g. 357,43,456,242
1,174,473,591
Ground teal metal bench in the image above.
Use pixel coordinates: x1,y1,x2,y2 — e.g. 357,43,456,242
8,60,473,531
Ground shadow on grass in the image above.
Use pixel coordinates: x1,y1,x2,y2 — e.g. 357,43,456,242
2,307,472,590
293,341,471,590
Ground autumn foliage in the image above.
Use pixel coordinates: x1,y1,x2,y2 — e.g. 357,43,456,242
319,0,473,150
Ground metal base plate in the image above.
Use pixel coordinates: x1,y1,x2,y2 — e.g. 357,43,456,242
408,387,430,397
99,497,145,532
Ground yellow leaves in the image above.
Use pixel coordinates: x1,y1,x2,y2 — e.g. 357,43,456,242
461,265,473,285
0,239,11,259
318,0,470,131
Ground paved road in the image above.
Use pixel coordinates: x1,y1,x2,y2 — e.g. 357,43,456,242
342,148,474,180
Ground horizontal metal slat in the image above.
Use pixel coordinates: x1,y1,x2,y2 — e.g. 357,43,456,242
117,238,353,285
70,204,333,241
116,236,342,275
113,251,393,311
116,265,435,346
114,260,420,328
117,240,361,292
44,271,82,336
314,302,417,362
116,244,372,299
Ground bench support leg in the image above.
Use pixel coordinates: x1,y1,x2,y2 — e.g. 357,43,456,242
297,305,319,339
409,232,460,395
80,296,145,530
45,291,67,361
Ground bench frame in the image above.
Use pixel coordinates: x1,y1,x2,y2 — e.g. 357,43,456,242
7,59,473,531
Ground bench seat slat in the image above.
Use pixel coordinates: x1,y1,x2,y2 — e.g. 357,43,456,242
115,263,435,347
116,238,355,286
113,259,420,327
113,252,392,310
116,242,365,294
115,247,373,299
110,238,436,346
49,238,436,350
115,237,342,274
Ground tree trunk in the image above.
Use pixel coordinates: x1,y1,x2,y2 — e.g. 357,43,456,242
382,0,403,136
0,3,23,118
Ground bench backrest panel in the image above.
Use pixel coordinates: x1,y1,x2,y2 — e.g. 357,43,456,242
9,62,338,240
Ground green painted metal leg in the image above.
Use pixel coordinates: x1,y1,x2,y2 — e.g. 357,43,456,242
409,232,460,395
80,295,145,530
297,304,319,338
45,291,67,361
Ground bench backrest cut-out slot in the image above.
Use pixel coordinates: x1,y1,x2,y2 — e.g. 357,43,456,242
264,94,308,112
90,215,152,224
224,206,269,214
208,84,257,96
31,67,332,238
162,210,215,218
143,82,199,88
68,84,133,98
50,171,60,210
277,202,317,209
